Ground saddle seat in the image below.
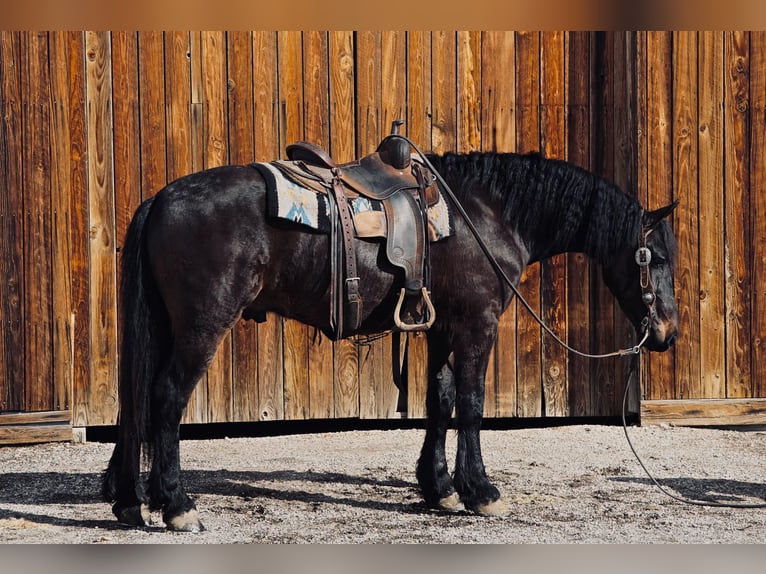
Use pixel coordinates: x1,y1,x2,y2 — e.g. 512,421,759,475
271,122,439,339
284,138,439,206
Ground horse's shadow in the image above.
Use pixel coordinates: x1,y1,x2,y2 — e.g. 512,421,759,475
180,468,427,516
0,468,429,532
610,476,766,505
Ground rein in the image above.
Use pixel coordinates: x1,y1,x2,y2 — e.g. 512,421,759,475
621,358,766,509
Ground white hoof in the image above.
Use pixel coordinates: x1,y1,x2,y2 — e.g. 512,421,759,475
437,492,464,512
474,498,510,517
166,509,205,533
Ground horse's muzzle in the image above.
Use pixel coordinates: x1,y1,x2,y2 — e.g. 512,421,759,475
645,319,678,352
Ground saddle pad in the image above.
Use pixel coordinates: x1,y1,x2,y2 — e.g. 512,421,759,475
254,162,454,241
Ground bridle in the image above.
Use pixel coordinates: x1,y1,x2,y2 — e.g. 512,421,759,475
636,225,657,329
633,223,658,349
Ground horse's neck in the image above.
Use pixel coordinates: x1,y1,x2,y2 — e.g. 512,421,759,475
523,177,638,266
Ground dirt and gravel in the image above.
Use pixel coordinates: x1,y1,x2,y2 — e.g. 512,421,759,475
0,423,764,543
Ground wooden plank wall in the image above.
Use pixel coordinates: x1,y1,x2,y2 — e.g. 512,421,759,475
1,31,764,429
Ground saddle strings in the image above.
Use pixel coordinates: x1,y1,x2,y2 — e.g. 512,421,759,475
396,135,766,509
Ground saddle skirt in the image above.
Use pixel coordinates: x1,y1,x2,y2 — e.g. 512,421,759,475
254,158,454,242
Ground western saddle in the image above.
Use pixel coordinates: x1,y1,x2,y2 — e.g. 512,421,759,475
272,120,439,340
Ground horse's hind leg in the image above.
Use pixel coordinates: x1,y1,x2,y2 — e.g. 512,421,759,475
146,327,230,532
103,429,150,526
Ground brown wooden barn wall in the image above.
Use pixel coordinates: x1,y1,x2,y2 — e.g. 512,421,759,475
1,31,764,428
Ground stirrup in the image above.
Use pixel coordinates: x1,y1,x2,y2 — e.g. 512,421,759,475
393,287,436,331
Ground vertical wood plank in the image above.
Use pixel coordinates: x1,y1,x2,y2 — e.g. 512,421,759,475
381,31,406,134
252,31,284,422
278,30,309,420
481,31,516,151
84,30,118,425
200,31,233,423
226,31,260,422
565,31,592,416
111,32,141,427
431,31,457,154
0,32,25,412
357,31,401,419
180,31,209,423
590,32,617,416
644,32,676,400
635,31,652,410
673,31,700,400
458,31,498,416
328,30,359,419
750,31,766,398
612,32,639,413
164,32,193,184
376,31,406,418
137,32,167,197
189,32,204,175
514,31,542,418
22,31,54,412
112,32,141,246
356,31,381,420
724,31,752,398
303,31,334,419
697,32,725,398
540,31,568,417
49,31,83,412
356,31,380,156
458,31,481,153
406,30,432,148
481,31,517,418
405,30,432,419
165,32,208,425
66,32,91,423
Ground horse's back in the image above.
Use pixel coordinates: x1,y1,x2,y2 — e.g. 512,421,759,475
139,165,271,318
140,163,338,331
151,164,264,217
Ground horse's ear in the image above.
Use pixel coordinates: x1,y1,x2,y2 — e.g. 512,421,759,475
643,200,679,231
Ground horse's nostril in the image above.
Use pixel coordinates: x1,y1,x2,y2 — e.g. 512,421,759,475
666,332,678,348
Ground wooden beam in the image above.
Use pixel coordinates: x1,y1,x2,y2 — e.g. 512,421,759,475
0,411,72,445
641,399,766,427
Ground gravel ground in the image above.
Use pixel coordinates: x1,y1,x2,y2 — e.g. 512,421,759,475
0,424,764,543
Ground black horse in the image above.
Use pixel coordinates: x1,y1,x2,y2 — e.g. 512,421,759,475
103,149,679,532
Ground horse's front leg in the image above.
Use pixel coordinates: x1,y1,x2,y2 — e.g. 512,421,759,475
452,326,508,516
416,334,460,511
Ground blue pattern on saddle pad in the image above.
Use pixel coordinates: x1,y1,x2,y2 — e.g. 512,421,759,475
256,162,332,232
253,161,454,240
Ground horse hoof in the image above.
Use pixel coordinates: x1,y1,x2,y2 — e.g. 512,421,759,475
437,492,464,512
113,503,151,527
165,509,205,533
474,498,510,517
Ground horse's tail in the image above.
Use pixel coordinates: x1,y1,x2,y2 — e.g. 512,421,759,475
102,196,169,502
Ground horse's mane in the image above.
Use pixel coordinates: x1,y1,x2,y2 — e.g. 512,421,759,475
428,151,644,261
